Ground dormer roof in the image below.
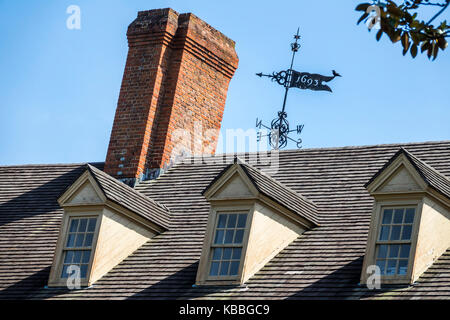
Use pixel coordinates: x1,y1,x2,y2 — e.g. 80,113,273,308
202,157,320,228
58,164,170,231
365,148,450,203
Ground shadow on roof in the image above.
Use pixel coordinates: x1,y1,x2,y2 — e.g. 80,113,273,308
131,261,247,299
0,164,101,227
286,256,410,300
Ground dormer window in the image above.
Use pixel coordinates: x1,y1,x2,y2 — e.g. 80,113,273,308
61,216,98,279
209,212,248,278
48,164,169,287
375,207,416,276
361,148,450,285
196,158,319,286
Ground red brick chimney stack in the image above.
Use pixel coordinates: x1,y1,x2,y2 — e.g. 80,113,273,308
104,8,238,185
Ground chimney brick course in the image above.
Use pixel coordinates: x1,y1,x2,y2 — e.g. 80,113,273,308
104,8,238,185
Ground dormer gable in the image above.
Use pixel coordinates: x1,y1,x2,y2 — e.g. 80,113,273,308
48,164,170,287
196,158,319,285
207,169,257,200
361,148,450,285
365,148,450,204
203,158,320,228
59,169,106,206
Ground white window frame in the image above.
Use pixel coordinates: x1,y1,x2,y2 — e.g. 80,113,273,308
60,215,98,280
196,204,254,285
48,210,102,287
362,199,423,285
207,211,249,281
374,206,417,278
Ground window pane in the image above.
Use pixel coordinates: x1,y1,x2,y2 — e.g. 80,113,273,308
386,260,397,275
234,230,244,244
229,261,240,276
224,230,234,244
227,214,237,228
214,230,224,244
217,214,227,228
393,209,404,224
84,233,94,247
64,251,74,263
209,262,219,276
401,225,412,240
80,265,88,278
78,219,88,232
379,226,390,241
232,248,242,260
61,265,69,278
75,234,85,247
69,219,79,232
223,248,232,260
389,245,400,258
81,250,91,264
382,209,393,224
237,214,247,228
390,226,401,240
219,261,230,276
66,234,76,247
73,251,82,263
398,260,408,275
212,248,222,260
87,218,96,232
400,244,411,258
376,260,386,275
404,209,415,223
377,245,388,258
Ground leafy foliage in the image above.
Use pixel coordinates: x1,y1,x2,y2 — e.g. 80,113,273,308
356,0,449,60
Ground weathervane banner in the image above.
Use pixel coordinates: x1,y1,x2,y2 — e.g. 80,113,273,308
289,70,340,92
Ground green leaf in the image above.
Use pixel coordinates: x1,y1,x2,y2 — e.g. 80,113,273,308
427,43,434,59
355,3,371,11
376,29,383,41
410,44,418,58
432,42,439,60
401,32,410,55
391,30,401,43
357,12,369,25
421,41,430,53
437,37,448,50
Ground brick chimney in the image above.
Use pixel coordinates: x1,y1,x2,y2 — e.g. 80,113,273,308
104,8,238,185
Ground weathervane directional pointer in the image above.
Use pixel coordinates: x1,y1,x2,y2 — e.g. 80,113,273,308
256,28,341,149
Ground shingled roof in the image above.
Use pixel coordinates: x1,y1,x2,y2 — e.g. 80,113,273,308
1,141,450,299
85,164,170,230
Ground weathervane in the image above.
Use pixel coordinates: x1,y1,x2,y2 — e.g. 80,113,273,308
256,28,341,149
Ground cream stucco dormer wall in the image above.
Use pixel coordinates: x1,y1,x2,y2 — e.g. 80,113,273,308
242,202,304,283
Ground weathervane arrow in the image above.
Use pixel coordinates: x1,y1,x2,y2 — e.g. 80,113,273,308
255,28,341,150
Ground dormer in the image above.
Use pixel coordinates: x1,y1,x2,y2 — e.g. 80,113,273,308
196,158,319,286
48,164,170,287
361,148,450,285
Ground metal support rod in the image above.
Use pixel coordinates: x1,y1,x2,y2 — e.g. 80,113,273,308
278,28,300,135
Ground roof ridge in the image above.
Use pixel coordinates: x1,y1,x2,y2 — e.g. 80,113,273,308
1,140,449,169
0,162,104,168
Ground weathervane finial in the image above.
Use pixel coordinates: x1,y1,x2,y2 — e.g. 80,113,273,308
255,29,341,150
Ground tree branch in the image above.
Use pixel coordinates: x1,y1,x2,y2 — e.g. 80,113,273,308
426,0,450,25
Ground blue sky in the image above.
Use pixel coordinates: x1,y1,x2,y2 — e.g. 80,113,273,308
0,0,449,165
